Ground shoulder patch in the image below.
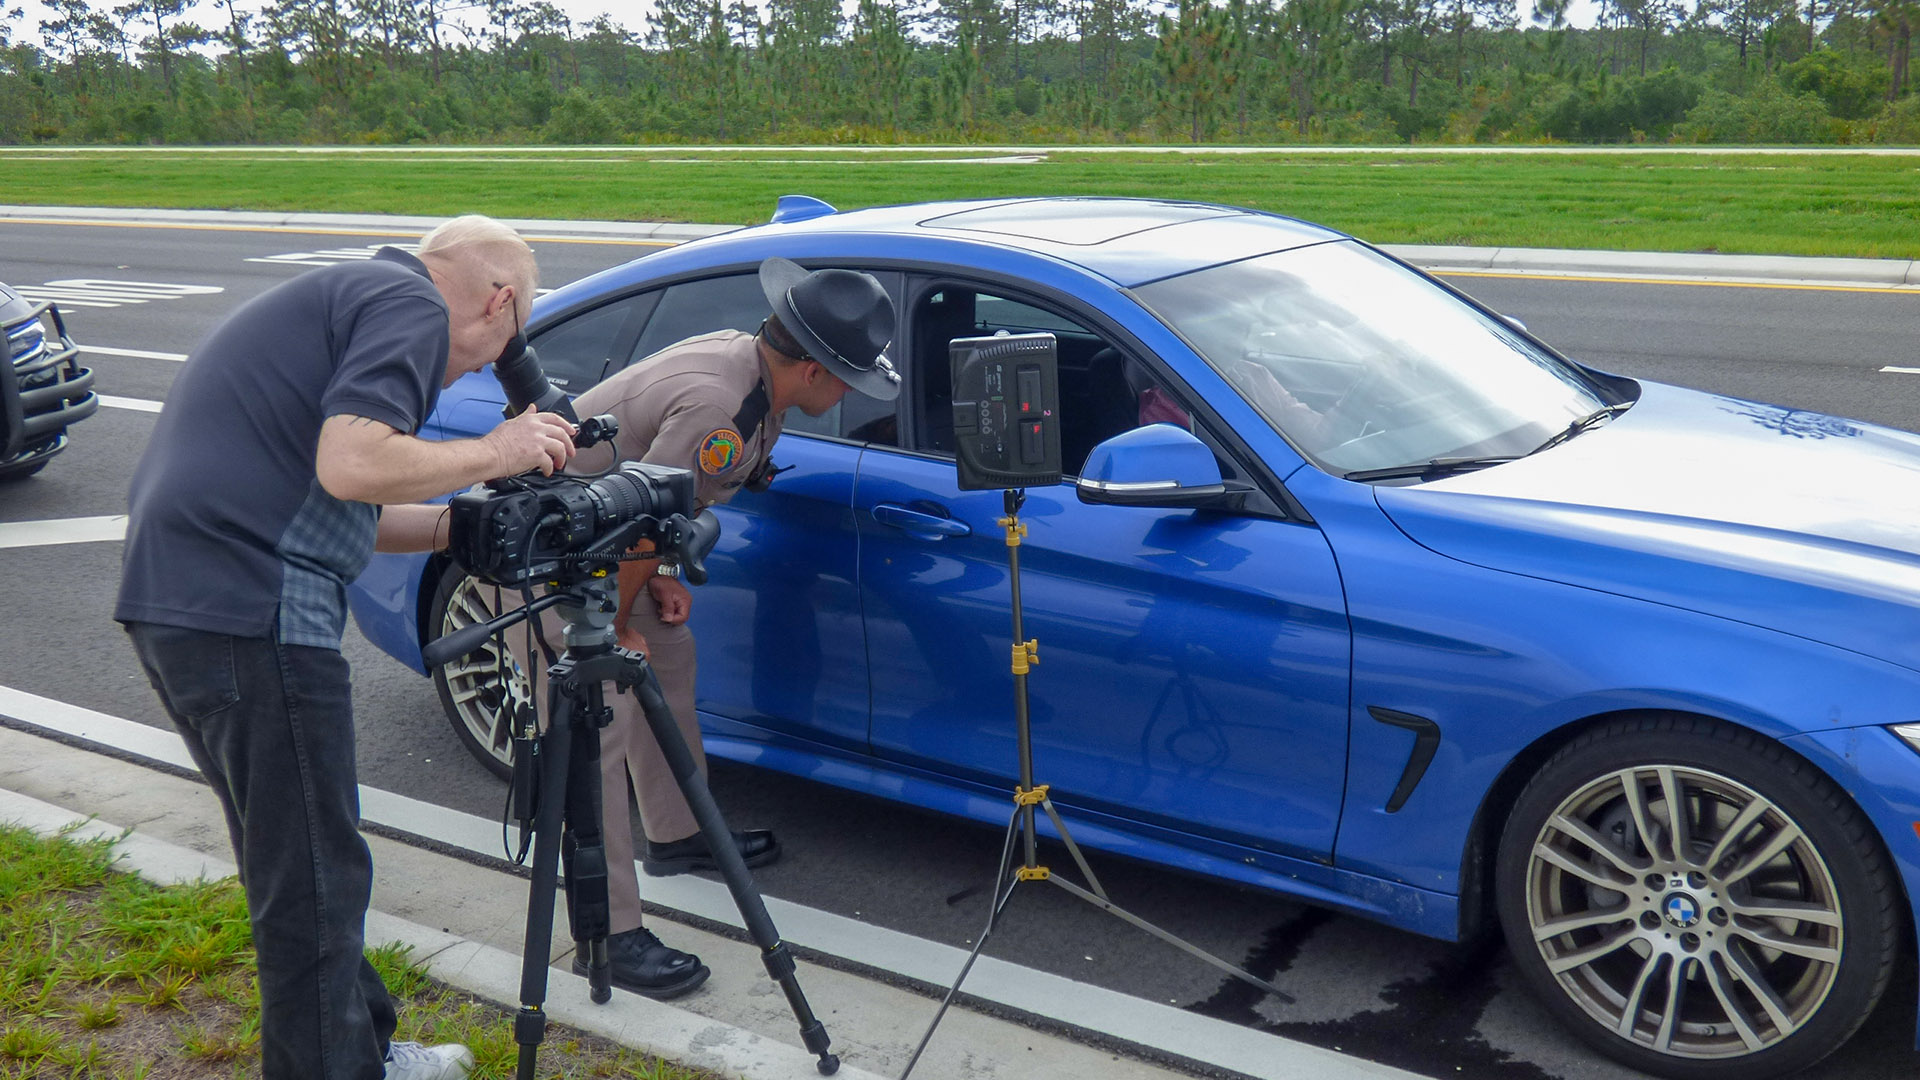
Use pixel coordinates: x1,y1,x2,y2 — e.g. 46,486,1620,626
698,428,745,476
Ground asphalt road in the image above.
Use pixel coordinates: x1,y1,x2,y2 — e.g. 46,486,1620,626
2,219,1918,1080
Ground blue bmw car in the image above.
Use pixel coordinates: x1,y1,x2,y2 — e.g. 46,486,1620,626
349,196,1920,1079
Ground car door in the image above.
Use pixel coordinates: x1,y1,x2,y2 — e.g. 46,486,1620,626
855,278,1352,862
624,270,898,754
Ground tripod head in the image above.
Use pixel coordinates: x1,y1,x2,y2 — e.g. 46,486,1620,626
422,502,719,671
421,574,622,668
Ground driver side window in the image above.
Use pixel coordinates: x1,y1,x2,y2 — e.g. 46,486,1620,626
907,285,1193,475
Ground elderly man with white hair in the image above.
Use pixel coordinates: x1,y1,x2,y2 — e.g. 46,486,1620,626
116,215,576,1080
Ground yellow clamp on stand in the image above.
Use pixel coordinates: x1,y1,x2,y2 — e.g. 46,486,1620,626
997,516,1028,547
1016,866,1051,881
1010,639,1039,676
1013,784,1051,806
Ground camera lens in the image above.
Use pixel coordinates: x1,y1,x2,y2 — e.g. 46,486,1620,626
584,470,652,528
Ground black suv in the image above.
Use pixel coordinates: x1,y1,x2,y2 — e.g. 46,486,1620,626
1,282,98,481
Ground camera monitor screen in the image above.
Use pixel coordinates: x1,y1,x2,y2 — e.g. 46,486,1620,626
949,332,1061,491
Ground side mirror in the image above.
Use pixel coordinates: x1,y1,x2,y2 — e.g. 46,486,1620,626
1076,424,1246,510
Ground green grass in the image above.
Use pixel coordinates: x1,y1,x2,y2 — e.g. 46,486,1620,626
1,146,1917,259
0,821,714,1080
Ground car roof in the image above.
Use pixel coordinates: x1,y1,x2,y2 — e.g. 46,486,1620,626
721,196,1350,288
534,196,1354,324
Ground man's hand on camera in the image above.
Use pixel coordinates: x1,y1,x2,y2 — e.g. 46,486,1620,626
487,404,577,477
649,575,691,625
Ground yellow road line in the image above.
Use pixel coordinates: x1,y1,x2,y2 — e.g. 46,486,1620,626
0,216,678,247
1436,270,1919,295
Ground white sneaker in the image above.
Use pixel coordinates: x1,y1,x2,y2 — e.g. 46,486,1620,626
384,1040,476,1080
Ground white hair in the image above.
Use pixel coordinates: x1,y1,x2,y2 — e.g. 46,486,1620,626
417,215,538,319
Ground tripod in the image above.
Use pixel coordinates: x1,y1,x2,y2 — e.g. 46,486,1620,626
899,490,1294,1079
427,573,840,1079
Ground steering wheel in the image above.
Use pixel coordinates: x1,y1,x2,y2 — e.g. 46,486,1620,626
1323,364,1384,442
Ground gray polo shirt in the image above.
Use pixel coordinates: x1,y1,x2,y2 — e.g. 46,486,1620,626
116,248,448,647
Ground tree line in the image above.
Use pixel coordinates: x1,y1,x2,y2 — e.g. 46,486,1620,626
0,0,1914,146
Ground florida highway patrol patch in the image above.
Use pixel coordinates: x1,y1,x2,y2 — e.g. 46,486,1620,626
698,427,744,475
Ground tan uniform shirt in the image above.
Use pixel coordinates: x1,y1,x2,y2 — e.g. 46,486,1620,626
568,330,784,507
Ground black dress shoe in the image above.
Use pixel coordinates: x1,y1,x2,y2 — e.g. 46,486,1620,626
572,927,709,999
642,829,781,877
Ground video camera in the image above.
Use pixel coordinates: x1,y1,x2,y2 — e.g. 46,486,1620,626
438,335,720,591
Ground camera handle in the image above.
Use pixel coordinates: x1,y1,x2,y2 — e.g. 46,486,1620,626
431,574,840,1079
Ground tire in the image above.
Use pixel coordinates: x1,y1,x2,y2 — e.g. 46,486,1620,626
0,456,50,482
426,563,532,781
1495,715,1900,1080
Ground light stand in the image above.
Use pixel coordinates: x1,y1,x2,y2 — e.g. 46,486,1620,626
898,489,1294,1079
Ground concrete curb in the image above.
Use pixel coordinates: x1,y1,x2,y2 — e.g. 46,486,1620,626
0,204,736,243
1385,243,1920,287
0,696,1432,1080
3,203,1916,287
0,786,890,1080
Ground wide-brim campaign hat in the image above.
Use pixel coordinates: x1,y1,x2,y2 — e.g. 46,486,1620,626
759,257,900,401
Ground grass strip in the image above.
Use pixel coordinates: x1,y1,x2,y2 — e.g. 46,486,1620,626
0,148,1916,259
0,821,714,1080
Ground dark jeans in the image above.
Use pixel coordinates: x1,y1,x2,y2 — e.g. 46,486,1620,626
126,622,396,1080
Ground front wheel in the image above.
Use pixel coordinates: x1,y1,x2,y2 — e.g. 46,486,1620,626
426,564,531,781
1495,715,1900,1080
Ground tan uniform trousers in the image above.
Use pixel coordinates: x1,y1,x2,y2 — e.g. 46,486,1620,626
600,598,703,932
512,594,705,934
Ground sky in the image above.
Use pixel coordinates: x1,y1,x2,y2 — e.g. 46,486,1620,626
8,0,1600,53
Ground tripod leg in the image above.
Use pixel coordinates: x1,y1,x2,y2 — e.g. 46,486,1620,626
628,666,841,1076
514,685,575,1080
561,683,612,1005
1037,796,1107,901
899,804,1026,1080
1046,875,1296,1004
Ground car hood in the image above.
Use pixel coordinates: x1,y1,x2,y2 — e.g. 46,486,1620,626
1373,381,1920,674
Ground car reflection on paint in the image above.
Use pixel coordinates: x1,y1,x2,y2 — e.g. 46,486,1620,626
348,196,1920,1080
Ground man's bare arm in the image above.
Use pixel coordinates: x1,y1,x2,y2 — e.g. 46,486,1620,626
315,407,575,506
374,502,453,553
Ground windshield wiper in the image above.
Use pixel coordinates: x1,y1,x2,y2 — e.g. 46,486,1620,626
1343,456,1522,483
1531,402,1633,455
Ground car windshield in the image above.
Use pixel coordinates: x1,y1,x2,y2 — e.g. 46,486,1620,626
1134,241,1615,477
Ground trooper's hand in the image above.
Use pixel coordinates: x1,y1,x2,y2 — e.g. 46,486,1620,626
485,404,576,477
649,575,691,625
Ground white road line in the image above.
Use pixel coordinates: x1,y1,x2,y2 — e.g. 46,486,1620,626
15,280,224,309
1882,366,1920,374
100,395,162,413
0,682,1413,1080
85,345,187,361
0,515,127,549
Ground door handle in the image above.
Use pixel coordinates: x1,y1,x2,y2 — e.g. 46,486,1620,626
871,503,971,538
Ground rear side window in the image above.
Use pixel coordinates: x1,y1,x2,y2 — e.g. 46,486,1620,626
530,295,655,393
630,275,768,363
625,269,905,444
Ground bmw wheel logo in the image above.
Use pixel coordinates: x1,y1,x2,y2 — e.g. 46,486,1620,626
1664,894,1701,928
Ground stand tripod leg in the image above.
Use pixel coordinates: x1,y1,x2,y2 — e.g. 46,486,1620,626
561,686,613,1004
899,804,1027,1080
513,687,575,1080
629,665,841,1076
1036,796,1107,901
1046,876,1294,1004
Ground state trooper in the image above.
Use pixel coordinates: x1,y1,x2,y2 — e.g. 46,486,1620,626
533,257,899,998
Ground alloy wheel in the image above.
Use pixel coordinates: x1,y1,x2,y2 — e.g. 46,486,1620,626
1522,763,1843,1060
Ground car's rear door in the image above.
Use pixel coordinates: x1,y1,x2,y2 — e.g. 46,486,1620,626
855,276,1352,863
